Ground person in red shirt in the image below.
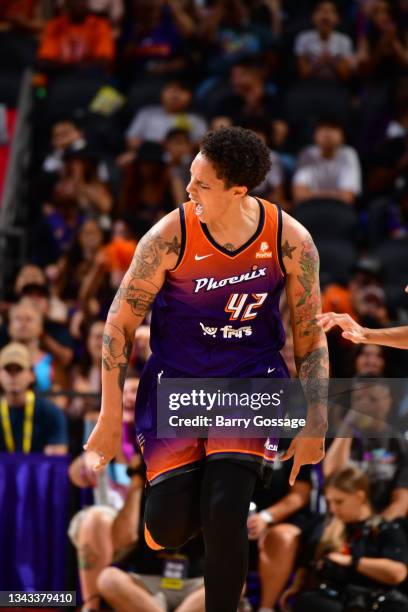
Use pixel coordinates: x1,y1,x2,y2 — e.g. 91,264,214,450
37,0,114,69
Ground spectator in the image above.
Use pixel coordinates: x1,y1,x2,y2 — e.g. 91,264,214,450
324,379,408,520
41,118,87,177
0,266,74,385
31,178,86,266
280,466,408,612
292,118,362,205
247,455,313,611
58,0,124,37
385,183,408,238
199,0,279,75
124,80,207,157
97,218,138,288
163,128,194,200
58,148,113,221
242,118,286,207
69,319,105,418
0,0,44,34
53,219,110,311
294,1,355,82
118,141,179,224
356,0,408,83
37,0,114,70
119,0,195,82
208,58,282,126
0,342,68,455
322,257,390,328
8,299,55,394
352,344,388,377
68,375,141,612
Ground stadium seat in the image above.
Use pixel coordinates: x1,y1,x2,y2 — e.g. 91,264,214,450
283,81,351,146
292,198,359,243
0,71,23,107
46,73,109,118
315,239,357,287
373,238,408,309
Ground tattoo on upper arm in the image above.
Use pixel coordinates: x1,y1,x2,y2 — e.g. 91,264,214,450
129,229,180,281
282,240,297,259
294,237,321,337
108,229,180,318
102,322,133,392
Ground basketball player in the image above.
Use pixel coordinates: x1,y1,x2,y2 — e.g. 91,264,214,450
85,128,329,612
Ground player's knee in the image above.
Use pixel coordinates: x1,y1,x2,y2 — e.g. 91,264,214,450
145,519,192,549
97,567,123,597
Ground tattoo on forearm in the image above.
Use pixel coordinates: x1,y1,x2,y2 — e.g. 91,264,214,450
295,346,329,412
102,322,133,392
294,237,321,337
129,229,180,281
110,284,156,316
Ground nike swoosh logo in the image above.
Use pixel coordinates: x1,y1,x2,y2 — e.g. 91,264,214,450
195,254,213,261
267,367,275,374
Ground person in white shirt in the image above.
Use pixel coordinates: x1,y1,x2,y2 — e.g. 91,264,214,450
126,80,207,150
292,118,362,205
295,0,355,81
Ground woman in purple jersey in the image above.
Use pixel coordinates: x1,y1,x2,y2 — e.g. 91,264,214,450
85,127,329,612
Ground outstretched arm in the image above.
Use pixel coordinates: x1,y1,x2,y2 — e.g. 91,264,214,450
84,210,182,469
317,311,408,350
280,213,329,484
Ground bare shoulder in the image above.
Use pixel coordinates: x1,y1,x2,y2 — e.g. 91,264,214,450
131,208,183,276
281,211,318,275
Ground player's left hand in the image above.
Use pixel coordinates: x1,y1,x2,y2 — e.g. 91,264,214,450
280,434,325,486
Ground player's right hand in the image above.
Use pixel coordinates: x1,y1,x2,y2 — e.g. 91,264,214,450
316,312,367,344
83,417,122,471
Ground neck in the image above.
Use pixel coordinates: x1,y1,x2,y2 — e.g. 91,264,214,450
356,506,372,522
318,28,332,40
205,195,255,232
25,339,40,355
4,391,27,406
321,147,336,159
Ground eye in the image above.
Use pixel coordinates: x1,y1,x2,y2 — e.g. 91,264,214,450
198,182,209,189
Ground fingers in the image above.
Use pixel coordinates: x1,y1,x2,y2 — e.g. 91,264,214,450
280,443,295,462
316,312,352,333
83,446,108,471
289,461,300,487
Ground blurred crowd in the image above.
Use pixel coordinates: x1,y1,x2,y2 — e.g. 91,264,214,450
0,1,408,611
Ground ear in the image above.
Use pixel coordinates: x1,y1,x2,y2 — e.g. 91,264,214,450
231,185,248,199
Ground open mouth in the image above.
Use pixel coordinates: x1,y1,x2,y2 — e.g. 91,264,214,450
189,195,203,215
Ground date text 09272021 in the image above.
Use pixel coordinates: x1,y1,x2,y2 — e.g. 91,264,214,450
0,591,76,607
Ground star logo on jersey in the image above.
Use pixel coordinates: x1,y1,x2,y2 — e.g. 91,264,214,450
255,241,272,259
195,254,213,261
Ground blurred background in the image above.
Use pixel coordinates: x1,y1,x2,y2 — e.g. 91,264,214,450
0,1,408,611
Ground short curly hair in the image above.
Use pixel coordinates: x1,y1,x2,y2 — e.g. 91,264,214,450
200,127,271,191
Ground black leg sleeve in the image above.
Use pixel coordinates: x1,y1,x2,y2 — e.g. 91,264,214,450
200,460,258,612
144,470,202,549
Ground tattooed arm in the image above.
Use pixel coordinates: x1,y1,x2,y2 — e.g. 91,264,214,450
84,210,182,469
280,213,329,484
